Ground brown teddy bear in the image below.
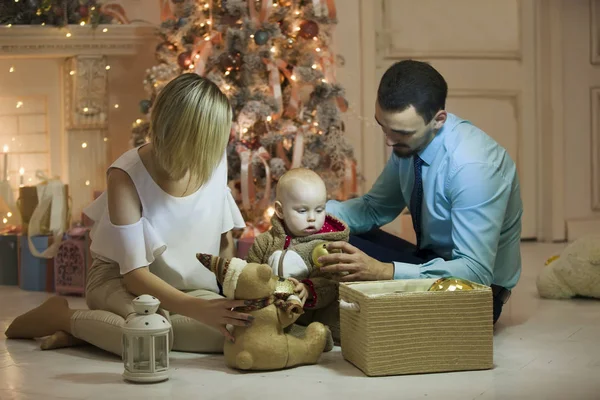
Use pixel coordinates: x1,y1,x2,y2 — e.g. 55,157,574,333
197,253,329,371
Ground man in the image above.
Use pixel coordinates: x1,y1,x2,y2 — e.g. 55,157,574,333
321,60,522,323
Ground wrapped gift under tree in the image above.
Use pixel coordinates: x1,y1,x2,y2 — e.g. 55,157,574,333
54,227,92,296
0,233,18,286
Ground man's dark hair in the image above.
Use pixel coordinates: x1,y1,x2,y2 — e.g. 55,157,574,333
377,60,448,123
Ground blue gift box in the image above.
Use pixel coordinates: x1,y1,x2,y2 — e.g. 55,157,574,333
0,234,18,286
18,235,55,292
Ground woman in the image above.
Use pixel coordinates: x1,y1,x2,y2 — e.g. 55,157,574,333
5,74,254,355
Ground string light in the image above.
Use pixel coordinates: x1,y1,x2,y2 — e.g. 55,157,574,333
270,46,276,53
102,28,108,32
6,24,12,28
80,21,86,26
83,107,89,113
2,218,6,224
266,116,272,122
136,119,142,124
104,137,108,142
189,64,195,70
204,3,209,8
6,212,12,217
9,66,14,73
66,32,72,38
15,101,23,109
311,64,318,69
224,71,230,76
225,85,231,90
291,75,297,81
114,104,119,109
105,65,111,70
85,180,90,186
316,47,321,52
81,142,88,148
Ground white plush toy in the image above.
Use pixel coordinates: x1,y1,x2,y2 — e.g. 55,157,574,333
536,234,600,299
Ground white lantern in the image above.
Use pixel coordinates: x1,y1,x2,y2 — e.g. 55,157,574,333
122,294,171,383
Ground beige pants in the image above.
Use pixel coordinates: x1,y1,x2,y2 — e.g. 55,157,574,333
70,257,224,357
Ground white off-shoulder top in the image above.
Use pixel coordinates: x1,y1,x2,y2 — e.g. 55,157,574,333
83,144,246,292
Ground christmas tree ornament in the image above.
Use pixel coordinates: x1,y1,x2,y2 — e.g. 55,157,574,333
79,5,89,18
254,30,270,45
139,100,152,114
299,20,319,39
428,277,475,292
177,51,193,69
311,243,341,268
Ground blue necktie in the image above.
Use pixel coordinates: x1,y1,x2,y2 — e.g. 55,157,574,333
410,155,424,250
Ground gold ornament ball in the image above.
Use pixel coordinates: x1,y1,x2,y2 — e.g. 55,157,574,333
428,277,475,292
312,243,340,268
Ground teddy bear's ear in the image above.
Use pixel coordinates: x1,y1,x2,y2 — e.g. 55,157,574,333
196,253,216,270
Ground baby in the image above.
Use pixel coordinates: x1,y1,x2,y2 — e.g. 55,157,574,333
246,168,349,342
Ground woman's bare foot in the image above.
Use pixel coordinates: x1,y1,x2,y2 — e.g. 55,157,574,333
40,331,85,350
5,296,73,339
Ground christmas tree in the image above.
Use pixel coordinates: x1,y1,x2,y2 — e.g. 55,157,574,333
133,0,357,235
0,0,127,27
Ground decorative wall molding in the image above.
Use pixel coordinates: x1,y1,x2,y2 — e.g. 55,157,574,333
378,0,523,61
448,89,522,166
0,25,156,58
566,218,600,241
64,56,109,130
591,87,600,210
590,0,600,64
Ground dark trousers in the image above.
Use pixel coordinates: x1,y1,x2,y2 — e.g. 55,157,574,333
349,229,504,324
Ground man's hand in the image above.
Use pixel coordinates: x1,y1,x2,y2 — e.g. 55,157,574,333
318,242,394,281
288,277,309,305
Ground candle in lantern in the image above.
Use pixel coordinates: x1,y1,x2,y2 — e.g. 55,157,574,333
2,145,7,182
19,167,24,186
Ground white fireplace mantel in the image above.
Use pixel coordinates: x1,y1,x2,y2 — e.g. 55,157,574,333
0,24,157,223
0,24,156,58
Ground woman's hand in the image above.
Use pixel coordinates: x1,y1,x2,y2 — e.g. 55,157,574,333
288,277,309,305
184,297,255,343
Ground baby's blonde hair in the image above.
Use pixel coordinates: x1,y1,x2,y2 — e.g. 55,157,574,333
149,73,232,187
276,168,326,201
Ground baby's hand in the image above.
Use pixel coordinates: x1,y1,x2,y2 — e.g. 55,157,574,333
288,277,308,306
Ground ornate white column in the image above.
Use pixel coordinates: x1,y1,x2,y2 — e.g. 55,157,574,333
64,55,109,220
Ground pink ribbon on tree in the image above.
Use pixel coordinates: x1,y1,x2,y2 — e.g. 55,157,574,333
248,0,273,26
254,147,272,210
263,58,284,118
312,0,337,19
158,0,175,22
100,3,130,24
236,145,256,211
290,128,305,169
193,32,222,77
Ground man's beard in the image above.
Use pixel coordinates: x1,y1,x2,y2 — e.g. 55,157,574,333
393,145,419,159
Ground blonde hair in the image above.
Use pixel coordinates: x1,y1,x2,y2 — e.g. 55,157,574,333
149,73,232,188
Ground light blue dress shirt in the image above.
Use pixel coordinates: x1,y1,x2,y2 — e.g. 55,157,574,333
327,113,522,290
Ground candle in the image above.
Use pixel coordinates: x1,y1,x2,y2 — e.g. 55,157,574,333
19,167,24,186
2,145,7,182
